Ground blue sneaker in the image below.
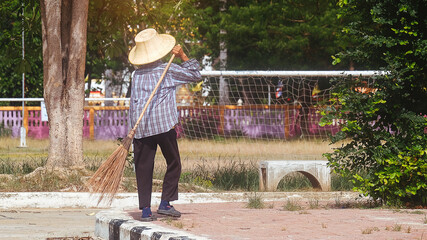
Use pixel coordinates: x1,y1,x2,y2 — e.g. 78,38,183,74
157,200,181,217
141,207,156,221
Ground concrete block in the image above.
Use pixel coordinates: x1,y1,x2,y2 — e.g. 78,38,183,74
259,160,331,192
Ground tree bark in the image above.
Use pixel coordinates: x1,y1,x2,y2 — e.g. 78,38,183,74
104,69,123,106
40,0,89,167
219,0,229,105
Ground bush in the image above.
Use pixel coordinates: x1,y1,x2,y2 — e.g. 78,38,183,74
179,159,259,191
211,161,259,191
323,0,427,207
0,123,11,137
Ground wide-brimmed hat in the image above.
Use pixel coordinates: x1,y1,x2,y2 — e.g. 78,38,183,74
128,28,176,65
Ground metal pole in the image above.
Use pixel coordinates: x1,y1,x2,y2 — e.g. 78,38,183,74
20,0,27,147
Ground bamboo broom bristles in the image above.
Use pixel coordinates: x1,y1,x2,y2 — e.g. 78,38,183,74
87,130,135,205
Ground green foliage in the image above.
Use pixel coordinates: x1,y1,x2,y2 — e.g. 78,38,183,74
211,161,259,191
179,159,259,191
0,123,11,137
0,0,43,105
0,157,46,174
222,0,352,70
355,146,427,206
1,0,362,102
323,0,427,206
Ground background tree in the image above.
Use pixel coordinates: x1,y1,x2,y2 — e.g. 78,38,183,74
40,0,89,168
220,0,351,70
85,0,134,101
1,0,360,106
0,0,43,106
85,0,210,99
322,0,427,206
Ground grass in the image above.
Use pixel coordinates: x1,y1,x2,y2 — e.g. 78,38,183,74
161,217,184,229
283,199,302,211
246,192,265,209
0,137,354,193
277,172,313,191
177,138,336,160
385,224,402,232
308,198,320,209
0,168,87,192
362,227,380,234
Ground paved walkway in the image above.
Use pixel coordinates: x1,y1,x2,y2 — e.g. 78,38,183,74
138,201,427,240
1,192,426,240
0,208,100,240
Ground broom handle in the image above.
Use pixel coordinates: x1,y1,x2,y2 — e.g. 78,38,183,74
131,53,176,132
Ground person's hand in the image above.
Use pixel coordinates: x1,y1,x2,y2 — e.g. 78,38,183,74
172,45,189,62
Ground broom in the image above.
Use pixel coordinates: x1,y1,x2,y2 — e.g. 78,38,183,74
87,53,176,205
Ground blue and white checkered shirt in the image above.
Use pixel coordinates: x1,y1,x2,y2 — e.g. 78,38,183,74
130,58,201,138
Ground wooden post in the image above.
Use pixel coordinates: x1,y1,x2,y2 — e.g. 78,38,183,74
89,108,95,140
23,107,29,134
219,106,225,135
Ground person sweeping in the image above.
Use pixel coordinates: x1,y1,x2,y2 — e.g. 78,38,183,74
128,28,201,221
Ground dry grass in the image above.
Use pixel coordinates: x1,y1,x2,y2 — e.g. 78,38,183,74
0,137,342,193
283,199,302,211
246,192,265,209
0,137,336,161
178,138,335,159
362,227,380,234
0,138,120,159
385,224,402,232
178,138,338,171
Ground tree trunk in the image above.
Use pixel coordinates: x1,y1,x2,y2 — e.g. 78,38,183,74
219,0,229,105
104,69,123,106
40,0,89,168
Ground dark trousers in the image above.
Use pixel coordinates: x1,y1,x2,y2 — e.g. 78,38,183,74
133,129,181,209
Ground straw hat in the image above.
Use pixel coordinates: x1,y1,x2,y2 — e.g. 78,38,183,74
128,28,176,65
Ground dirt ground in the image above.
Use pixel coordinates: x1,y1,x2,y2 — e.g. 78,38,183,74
129,201,427,240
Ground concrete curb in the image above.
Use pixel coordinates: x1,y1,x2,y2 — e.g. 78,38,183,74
0,191,362,209
96,210,210,240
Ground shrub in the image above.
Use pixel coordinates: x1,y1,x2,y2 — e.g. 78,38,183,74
323,0,427,207
0,123,11,137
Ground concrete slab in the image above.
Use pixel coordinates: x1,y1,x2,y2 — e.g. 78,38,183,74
259,160,331,191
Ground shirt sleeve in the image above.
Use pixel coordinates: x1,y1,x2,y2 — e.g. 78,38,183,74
167,58,202,86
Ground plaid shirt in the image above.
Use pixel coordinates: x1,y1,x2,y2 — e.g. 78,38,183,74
130,58,201,138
